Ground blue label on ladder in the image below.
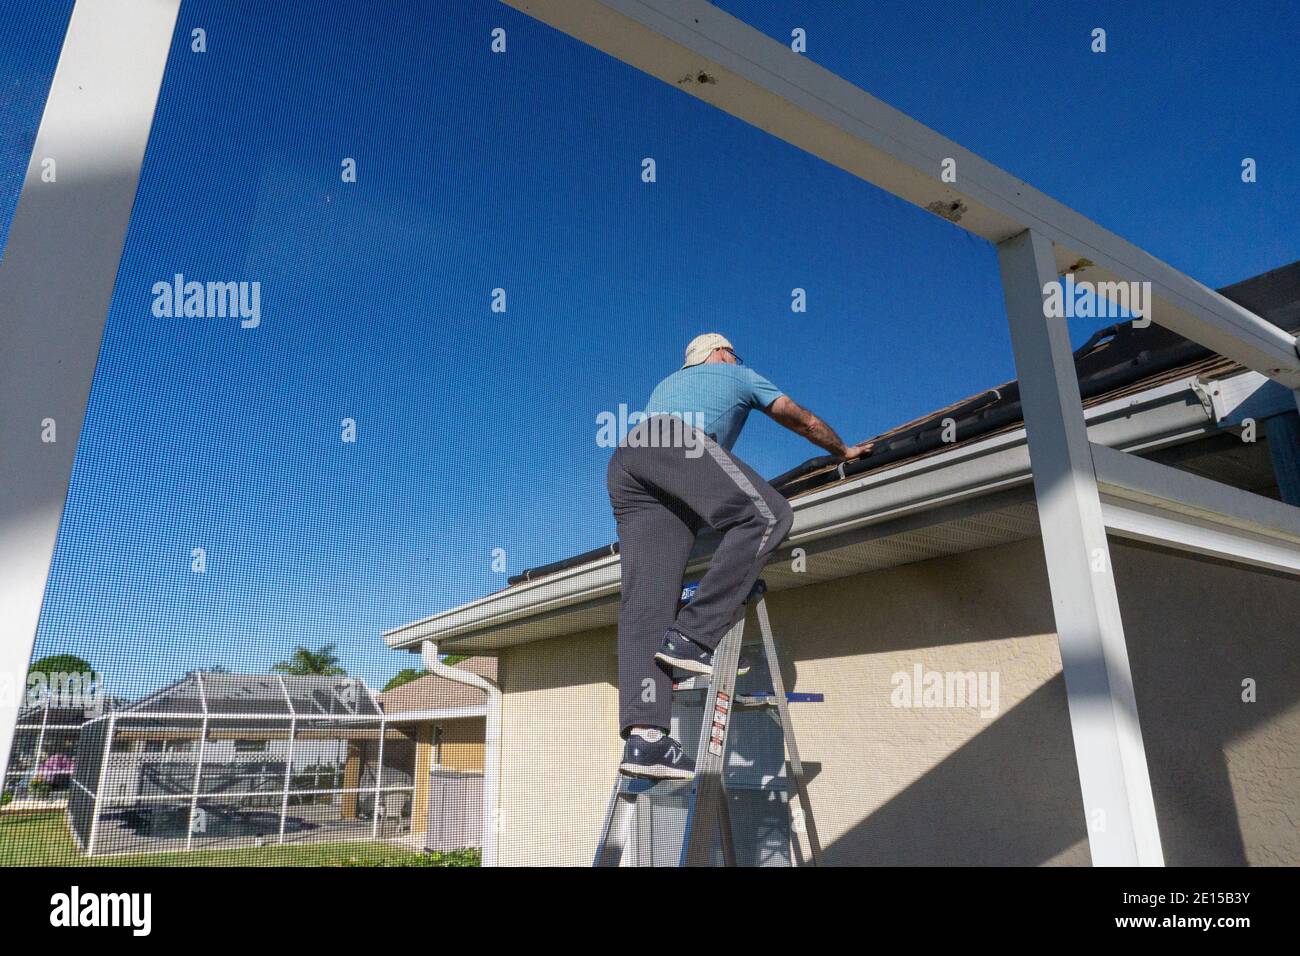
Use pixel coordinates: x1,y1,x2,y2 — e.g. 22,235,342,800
678,578,766,607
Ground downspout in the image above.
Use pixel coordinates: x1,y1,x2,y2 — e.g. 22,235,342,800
421,642,500,867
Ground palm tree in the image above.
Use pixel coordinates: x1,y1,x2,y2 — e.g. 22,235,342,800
271,644,346,677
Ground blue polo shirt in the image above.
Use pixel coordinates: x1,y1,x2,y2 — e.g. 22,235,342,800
643,364,785,451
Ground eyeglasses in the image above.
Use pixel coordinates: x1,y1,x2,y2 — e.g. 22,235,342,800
718,347,743,365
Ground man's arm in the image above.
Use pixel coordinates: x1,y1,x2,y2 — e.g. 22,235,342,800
764,395,873,460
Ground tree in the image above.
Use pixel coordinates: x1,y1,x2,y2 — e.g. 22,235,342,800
382,668,426,692
29,653,96,680
271,644,346,677
381,654,471,691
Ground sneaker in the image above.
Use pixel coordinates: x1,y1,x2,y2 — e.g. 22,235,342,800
619,734,695,780
655,629,751,678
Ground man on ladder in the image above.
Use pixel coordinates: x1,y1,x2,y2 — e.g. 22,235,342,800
608,333,871,779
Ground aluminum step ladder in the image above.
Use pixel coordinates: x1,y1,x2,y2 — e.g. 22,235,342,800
594,579,823,867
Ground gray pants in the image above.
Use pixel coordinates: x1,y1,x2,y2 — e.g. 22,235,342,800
607,415,794,736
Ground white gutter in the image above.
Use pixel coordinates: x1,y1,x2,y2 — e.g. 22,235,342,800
419,644,501,867
381,705,487,722
385,373,1222,652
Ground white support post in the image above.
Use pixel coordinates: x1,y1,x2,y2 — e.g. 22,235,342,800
277,676,296,844
86,715,117,857
997,229,1164,866
0,0,181,788
371,717,387,839
31,696,50,791
279,718,297,845
185,673,210,852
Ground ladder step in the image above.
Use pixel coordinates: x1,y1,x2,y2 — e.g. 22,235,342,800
675,679,824,706
615,774,692,797
735,692,825,706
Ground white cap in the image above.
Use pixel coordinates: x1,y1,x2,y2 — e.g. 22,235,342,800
682,332,734,368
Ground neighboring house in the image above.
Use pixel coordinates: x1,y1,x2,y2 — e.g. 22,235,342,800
378,658,494,774
384,262,1300,867
377,658,495,852
66,665,491,856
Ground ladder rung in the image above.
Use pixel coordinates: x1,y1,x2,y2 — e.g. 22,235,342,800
735,691,825,706
615,775,693,798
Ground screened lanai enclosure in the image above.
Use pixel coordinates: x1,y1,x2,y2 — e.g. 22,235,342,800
69,673,420,856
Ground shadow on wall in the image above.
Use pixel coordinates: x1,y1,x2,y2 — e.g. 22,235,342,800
763,540,1093,866
1111,542,1300,866
809,538,1299,866
825,676,1089,866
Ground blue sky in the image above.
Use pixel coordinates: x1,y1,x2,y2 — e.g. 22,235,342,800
3,0,1297,699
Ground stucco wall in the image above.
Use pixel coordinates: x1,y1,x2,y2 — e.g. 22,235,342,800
437,717,486,773
411,724,433,836
1113,542,1300,865
496,633,623,864
493,537,1300,866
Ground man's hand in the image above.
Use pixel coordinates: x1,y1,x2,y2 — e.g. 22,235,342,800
840,441,874,461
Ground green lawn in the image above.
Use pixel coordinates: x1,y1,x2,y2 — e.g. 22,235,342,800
0,811,479,867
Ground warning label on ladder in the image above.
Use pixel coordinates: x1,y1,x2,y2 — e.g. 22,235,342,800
708,691,731,756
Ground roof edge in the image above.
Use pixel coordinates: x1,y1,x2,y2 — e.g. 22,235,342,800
384,372,1237,653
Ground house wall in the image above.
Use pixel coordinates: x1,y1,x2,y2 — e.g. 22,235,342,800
437,718,485,773
493,537,1300,866
496,633,622,864
411,724,433,837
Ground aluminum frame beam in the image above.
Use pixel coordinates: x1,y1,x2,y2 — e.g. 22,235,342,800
1093,440,1300,574
501,0,1300,388
1101,499,1300,576
998,229,1163,867
1093,441,1300,539
0,0,181,784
